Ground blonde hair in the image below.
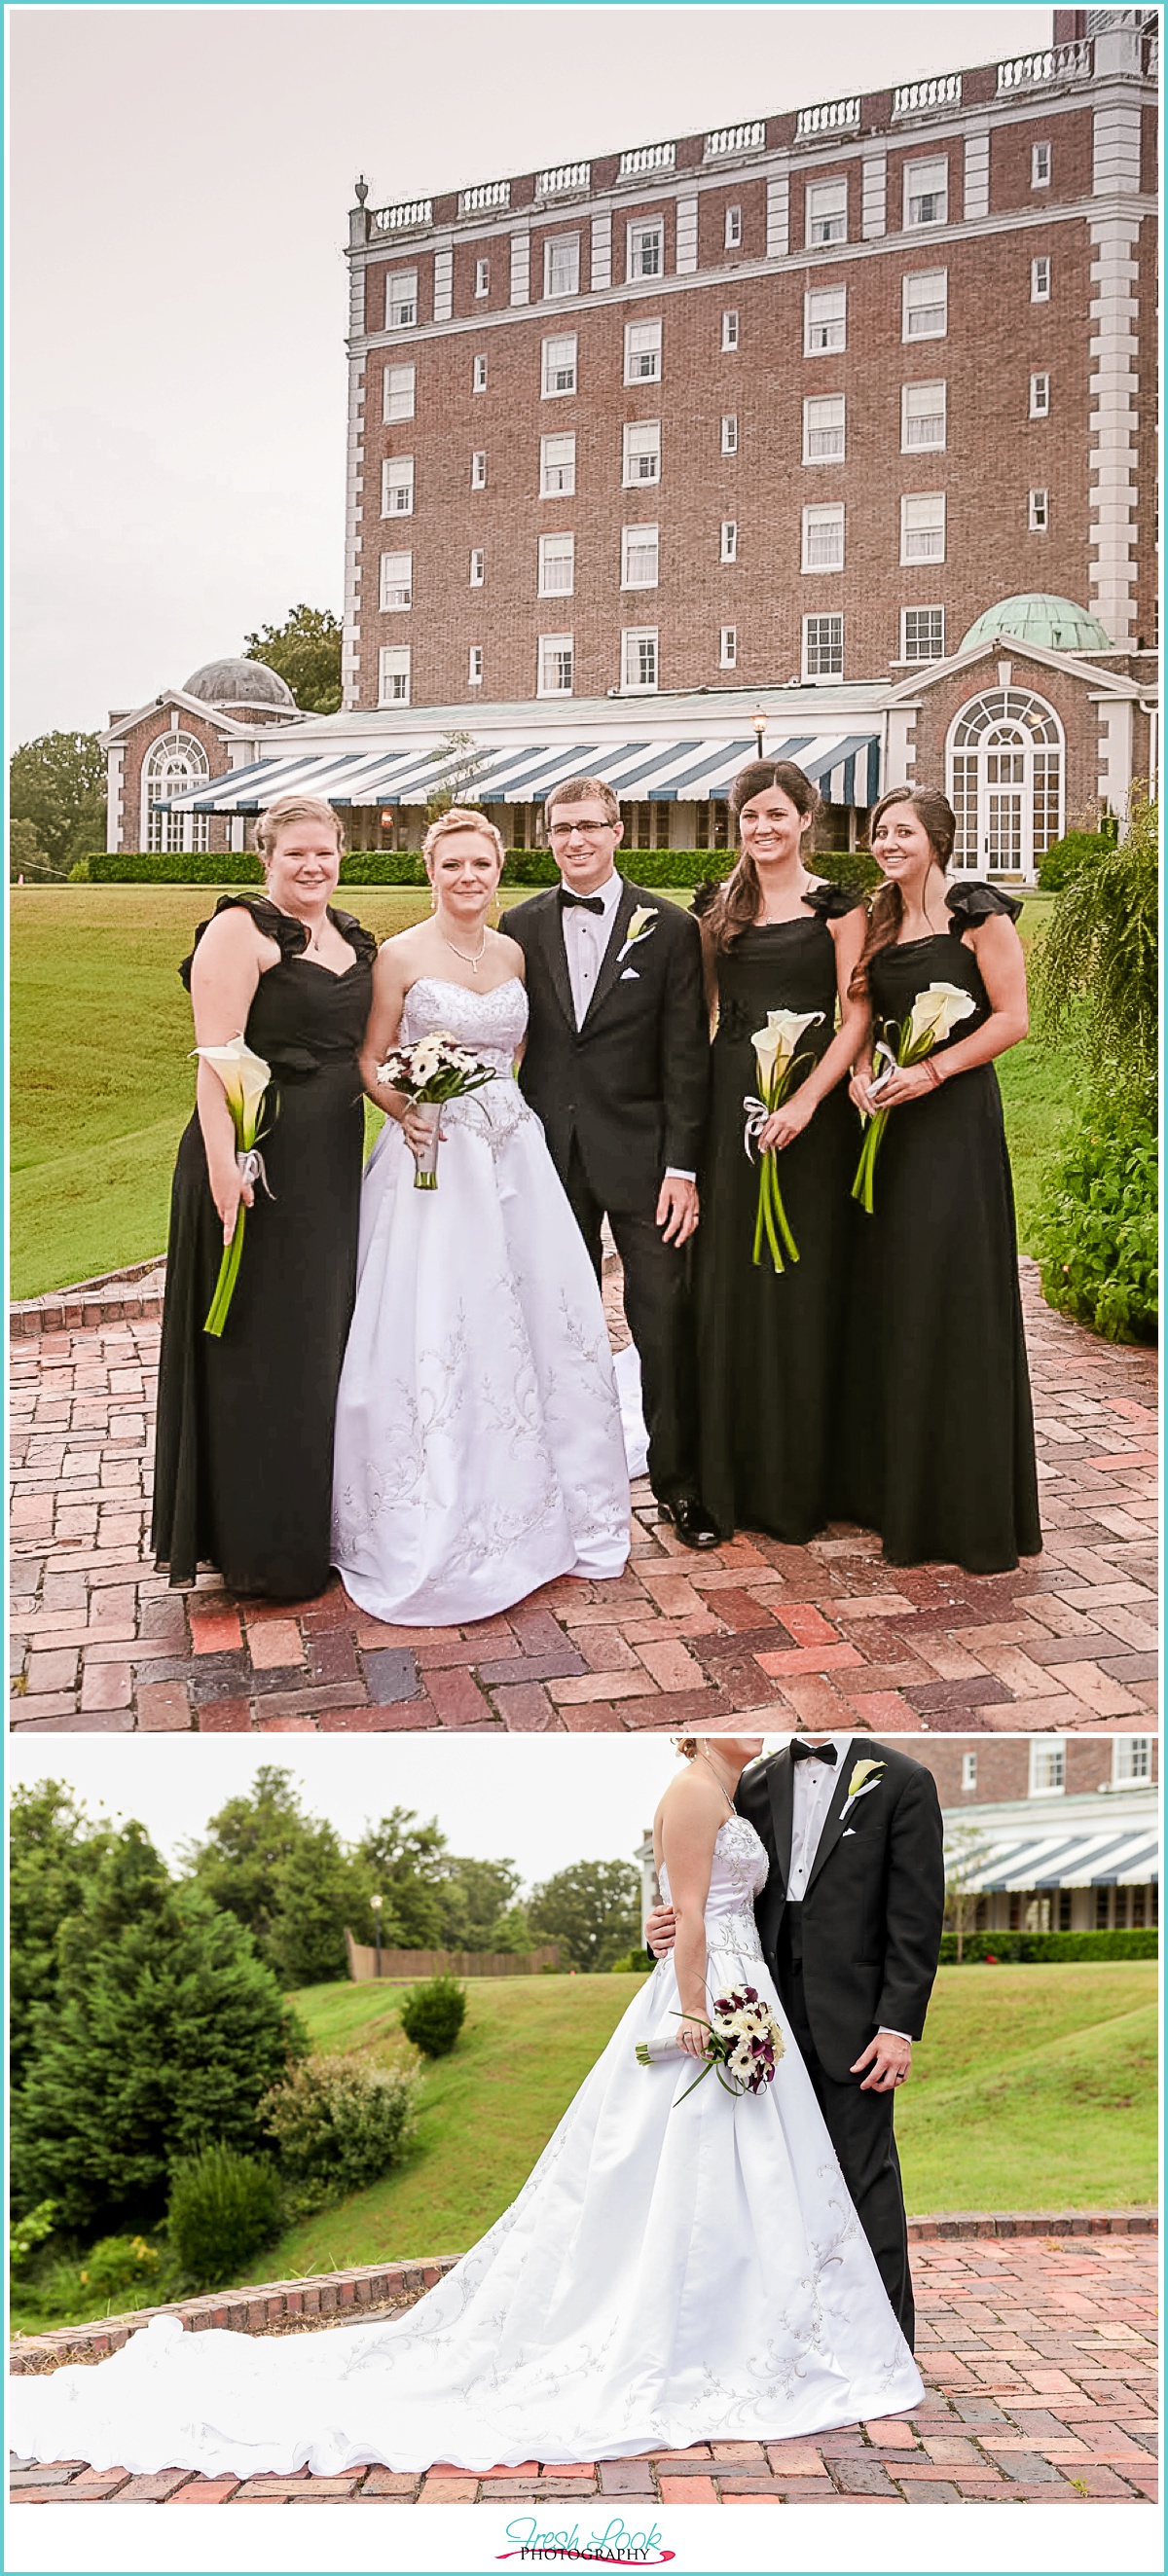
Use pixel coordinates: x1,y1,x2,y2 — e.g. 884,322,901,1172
255,795,346,862
422,806,505,872
674,1737,701,1760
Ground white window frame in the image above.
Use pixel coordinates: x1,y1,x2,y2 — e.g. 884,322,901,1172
1032,139,1051,187
961,1751,977,1791
724,203,743,249
719,625,738,669
382,455,415,517
469,548,485,587
543,233,580,299
540,432,576,497
472,352,488,392
903,156,949,229
1030,371,1050,418
624,317,662,384
537,530,575,598
1031,255,1050,302
620,523,659,590
541,333,577,398
721,308,739,351
379,645,411,706
1028,1738,1066,1796
719,519,738,564
802,501,844,573
802,613,844,680
804,285,846,354
468,645,484,685
901,381,947,452
471,449,488,489
622,419,661,486
902,269,948,341
537,633,574,697
803,393,845,464
474,256,490,298
621,626,659,691
900,491,946,564
379,549,413,612
720,413,739,455
806,175,847,247
900,604,945,662
1113,1735,1152,1784
385,268,418,328
1029,487,1049,531
627,217,664,281
383,362,416,423
143,733,210,855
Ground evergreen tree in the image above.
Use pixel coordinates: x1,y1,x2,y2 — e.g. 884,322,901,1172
10,1782,115,2085
528,1860,641,1972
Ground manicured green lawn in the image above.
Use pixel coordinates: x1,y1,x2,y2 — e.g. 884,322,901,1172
10,884,1071,1296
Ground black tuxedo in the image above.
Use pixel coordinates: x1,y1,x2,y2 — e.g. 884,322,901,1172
737,1739,945,2345
509,878,710,1506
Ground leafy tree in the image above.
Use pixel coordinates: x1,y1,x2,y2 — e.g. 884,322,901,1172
9,732,106,874
423,729,486,825
243,604,343,714
10,1783,114,2084
353,1806,453,1949
434,1855,532,1953
528,1859,641,1972
1038,790,1158,1102
9,816,53,883
183,1765,369,1988
12,1821,307,2231
943,1825,993,1964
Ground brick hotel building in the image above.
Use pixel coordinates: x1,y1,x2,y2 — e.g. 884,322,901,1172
120,10,1158,873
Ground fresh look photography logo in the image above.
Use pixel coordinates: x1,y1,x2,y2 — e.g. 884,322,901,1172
495,2512,675,2564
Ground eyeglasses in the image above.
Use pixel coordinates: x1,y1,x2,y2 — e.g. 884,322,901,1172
548,818,616,839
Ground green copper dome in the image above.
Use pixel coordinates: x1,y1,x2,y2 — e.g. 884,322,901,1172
960,595,1113,654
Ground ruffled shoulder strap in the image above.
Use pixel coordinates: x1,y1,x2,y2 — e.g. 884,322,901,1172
945,880,1023,928
327,904,378,969
803,879,865,920
178,893,301,990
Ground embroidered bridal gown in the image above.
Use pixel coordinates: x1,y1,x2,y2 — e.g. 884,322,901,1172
9,1819,923,2477
330,977,631,1623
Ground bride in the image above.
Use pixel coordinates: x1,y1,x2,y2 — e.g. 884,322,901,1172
9,1736,923,2478
330,808,631,1623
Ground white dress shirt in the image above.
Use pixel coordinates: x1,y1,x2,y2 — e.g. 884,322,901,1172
558,868,695,1183
786,1734,911,2046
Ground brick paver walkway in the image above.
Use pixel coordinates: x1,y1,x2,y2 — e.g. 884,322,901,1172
10,2227,1158,2505
10,1261,1157,1732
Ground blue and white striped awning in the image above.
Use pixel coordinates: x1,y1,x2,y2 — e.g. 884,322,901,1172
948,1825,1159,1891
166,732,881,813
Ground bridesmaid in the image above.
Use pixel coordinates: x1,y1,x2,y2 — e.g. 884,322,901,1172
838,785,1041,1574
693,761,867,1542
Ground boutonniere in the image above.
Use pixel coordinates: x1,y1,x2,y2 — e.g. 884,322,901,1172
617,906,658,963
840,1758,886,1821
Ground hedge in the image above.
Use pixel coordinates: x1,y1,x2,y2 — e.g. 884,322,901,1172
939,1926,1156,1965
75,848,876,891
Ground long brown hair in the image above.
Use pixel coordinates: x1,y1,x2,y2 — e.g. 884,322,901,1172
850,786,957,999
701,761,819,953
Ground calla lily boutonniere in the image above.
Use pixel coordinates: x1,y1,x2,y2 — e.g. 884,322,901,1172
618,905,658,963
841,1758,887,1820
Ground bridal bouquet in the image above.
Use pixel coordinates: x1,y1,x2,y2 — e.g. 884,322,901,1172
637,1985,785,2102
852,981,977,1215
743,1010,824,1274
195,1036,274,1337
377,1034,496,1190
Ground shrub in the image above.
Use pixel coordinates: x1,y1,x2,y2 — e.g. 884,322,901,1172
1037,826,1112,892
399,1974,467,2057
166,2145,283,2291
10,2199,58,2270
76,2231,164,2302
1035,1090,1156,1344
606,1948,656,1975
938,1927,1157,1965
75,846,874,893
1037,792,1157,1095
260,2054,420,2211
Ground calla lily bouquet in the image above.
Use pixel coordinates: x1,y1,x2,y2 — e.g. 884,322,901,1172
377,1033,496,1189
743,1010,824,1273
852,982,977,1215
195,1037,274,1338
637,1985,785,2102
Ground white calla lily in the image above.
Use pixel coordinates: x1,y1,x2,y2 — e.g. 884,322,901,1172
905,982,977,1051
192,1036,272,1140
750,1008,824,1094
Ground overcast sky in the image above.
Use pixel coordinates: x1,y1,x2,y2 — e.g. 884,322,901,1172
9,4,1050,744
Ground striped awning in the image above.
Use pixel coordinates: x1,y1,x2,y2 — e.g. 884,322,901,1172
165,731,881,814
947,1825,1159,1891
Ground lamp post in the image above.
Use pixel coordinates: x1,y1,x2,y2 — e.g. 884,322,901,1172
370,1891,383,1979
751,708,767,761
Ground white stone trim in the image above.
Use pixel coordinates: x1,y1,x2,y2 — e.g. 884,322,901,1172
861,151,887,240
963,126,990,221
342,353,367,709
590,212,612,291
1095,696,1134,815
509,227,530,306
1092,100,1143,194
432,248,453,322
675,195,698,274
766,174,789,259
105,744,124,853
1087,210,1140,645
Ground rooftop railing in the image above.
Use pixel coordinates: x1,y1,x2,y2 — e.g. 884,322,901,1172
618,140,676,179
536,161,592,198
795,95,861,137
458,179,511,216
704,120,767,160
372,198,433,234
997,39,1094,90
894,73,963,116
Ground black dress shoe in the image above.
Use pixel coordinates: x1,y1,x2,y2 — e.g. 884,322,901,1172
660,1497,720,1551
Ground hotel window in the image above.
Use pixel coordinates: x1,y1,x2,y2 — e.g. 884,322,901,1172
719,626,738,669
543,234,580,299
623,419,661,485
472,353,488,392
383,363,416,422
541,333,577,397
1113,1736,1152,1784
1031,255,1050,301
379,645,410,706
1029,488,1049,531
471,449,487,489
385,269,418,327
540,432,576,496
900,492,945,563
904,156,948,228
720,413,739,454
803,393,845,462
900,605,945,661
1029,1738,1066,1796
961,1751,977,1791
1095,1887,1111,1929
806,176,847,247
621,524,659,589
537,531,575,597
468,645,483,685
724,203,743,248
1030,371,1050,417
622,627,659,691
1032,139,1051,187
804,285,846,353
802,613,843,678
537,633,574,696
382,455,415,516
627,218,664,280
721,308,740,351
720,519,738,563
469,548,485,586
901,381,946,451
802,502,844,571
475,257,490,297
902,269,947,341
379,550,412,612
624,318,662,383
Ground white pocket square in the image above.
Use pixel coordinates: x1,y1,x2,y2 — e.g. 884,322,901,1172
620,966,639,980
843,1828,858,1837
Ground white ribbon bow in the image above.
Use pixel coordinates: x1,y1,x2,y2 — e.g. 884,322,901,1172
237,1147,274,1198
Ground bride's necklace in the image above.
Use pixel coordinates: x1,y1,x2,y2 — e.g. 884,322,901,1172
441,925,489,971
699,1748,736,1811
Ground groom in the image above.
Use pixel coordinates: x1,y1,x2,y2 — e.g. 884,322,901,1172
648,1735,945,2346
508,778,715,1546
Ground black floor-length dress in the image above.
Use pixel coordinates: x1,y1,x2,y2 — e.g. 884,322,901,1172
695,884,863,1542
837,882,1041,1575
152,896,376,1598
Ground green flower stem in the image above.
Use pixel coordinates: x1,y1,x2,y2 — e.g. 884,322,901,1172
203,1207,245,1338
751,1061,804,1274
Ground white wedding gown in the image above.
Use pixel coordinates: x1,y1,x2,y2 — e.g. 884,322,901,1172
330,976,631,1624
9,1819,923,2477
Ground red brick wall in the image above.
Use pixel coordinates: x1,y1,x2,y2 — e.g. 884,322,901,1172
986,103,1094,213
117,708,237,853
907,1734,1156,1805
909,650,1107,828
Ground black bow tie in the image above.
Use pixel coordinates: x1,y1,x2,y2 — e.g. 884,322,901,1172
558,889,605,915
791,1741,838,1766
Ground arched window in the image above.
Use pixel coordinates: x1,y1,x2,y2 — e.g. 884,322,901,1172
946,688,1063,881
143,734,210,854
